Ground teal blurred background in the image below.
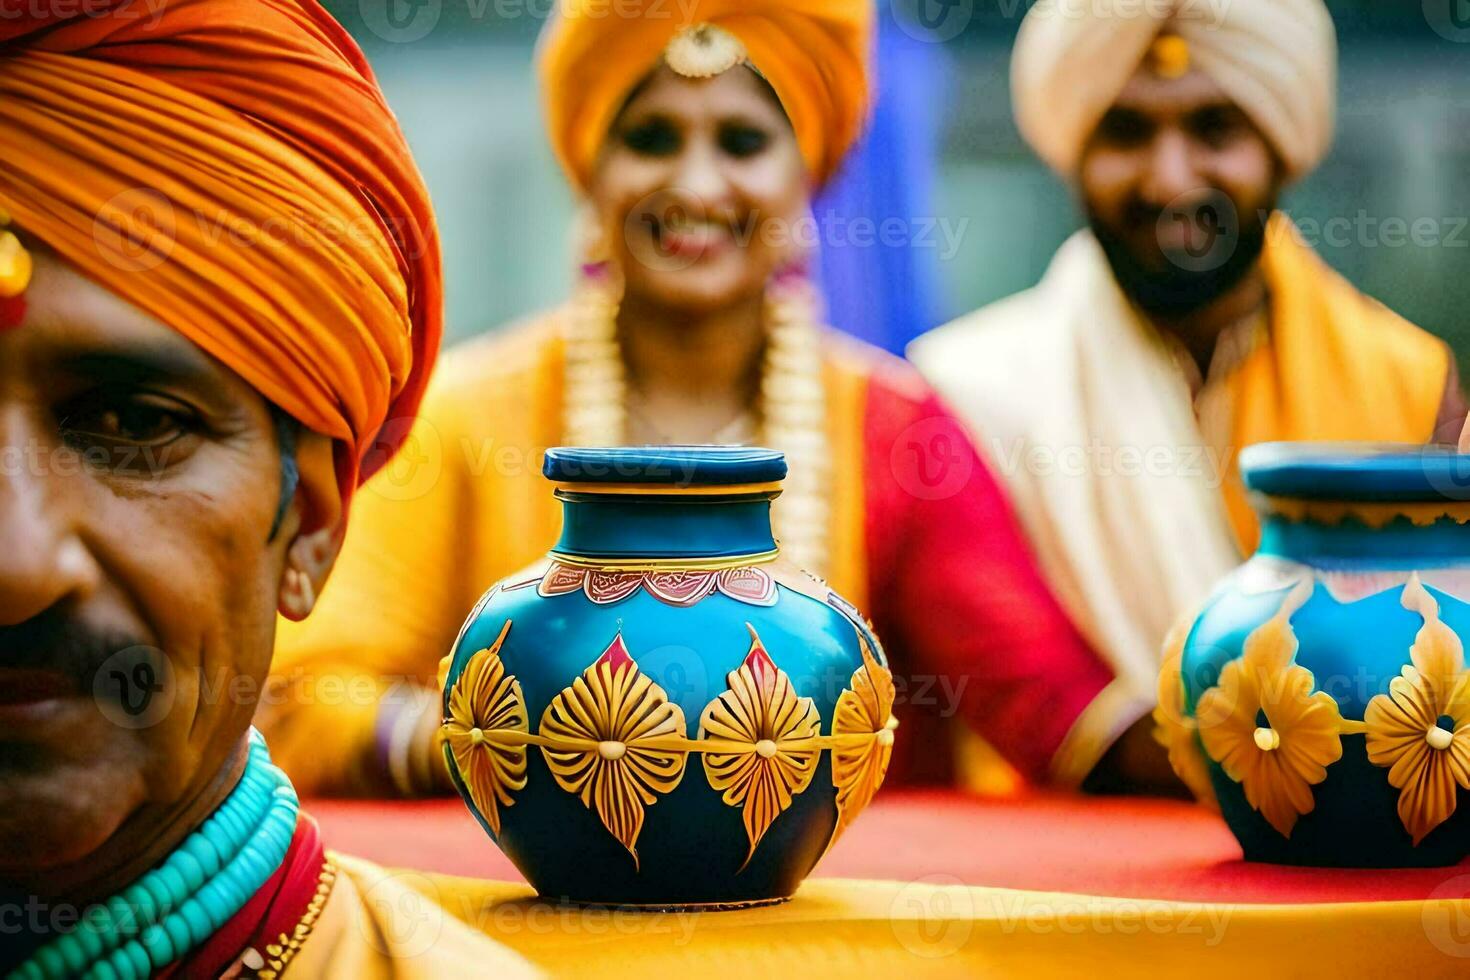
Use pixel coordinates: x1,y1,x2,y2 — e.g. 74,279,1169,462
322,0,1469,373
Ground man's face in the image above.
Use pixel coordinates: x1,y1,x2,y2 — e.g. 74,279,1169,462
0,248,295,880
1079,63,1282,316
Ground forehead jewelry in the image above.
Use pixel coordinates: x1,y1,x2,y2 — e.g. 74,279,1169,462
0,207,32,330
1149,34,1191,80
664,23,749,79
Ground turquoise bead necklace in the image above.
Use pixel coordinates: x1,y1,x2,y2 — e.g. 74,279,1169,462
8,729,299,980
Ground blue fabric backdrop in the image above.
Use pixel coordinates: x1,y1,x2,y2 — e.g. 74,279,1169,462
813,11,949,355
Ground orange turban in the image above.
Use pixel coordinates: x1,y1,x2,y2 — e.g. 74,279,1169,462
0,0,442,505
537,0,872,192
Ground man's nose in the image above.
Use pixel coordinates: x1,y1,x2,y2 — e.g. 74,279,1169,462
0,415,101,626
1139,128,1205,207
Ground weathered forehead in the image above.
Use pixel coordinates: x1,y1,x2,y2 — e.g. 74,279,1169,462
0,247,242,401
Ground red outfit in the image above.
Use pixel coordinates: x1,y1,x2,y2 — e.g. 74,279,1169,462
858,357,1115,784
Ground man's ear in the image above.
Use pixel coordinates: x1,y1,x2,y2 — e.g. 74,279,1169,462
278,431,345,622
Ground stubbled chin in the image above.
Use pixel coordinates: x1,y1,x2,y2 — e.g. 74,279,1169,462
0,763,144,877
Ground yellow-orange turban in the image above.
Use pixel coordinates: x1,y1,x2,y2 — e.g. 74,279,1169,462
0,0,442,507
537,0,873,192
1012,0,1337,182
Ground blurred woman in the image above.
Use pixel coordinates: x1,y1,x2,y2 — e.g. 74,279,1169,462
266,1,1163,798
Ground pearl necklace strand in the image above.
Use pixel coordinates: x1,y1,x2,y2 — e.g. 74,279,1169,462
562,268,831,577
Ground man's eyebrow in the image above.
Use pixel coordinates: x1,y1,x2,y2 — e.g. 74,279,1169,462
1184,100,1242,115
53,343,222,388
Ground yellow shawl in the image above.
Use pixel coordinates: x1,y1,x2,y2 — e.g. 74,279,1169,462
1222,218,1449,550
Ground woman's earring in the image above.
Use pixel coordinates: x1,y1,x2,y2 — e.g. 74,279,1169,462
574,205,611,268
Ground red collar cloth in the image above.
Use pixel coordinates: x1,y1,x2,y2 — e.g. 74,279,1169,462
160,814,330,979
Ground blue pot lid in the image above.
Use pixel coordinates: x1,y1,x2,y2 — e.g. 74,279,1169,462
543,446,788,487
1240,441,1470,502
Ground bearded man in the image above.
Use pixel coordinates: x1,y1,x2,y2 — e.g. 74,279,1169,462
910,0,1466,788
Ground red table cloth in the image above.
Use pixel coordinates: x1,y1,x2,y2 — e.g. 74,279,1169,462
308,789,1470,904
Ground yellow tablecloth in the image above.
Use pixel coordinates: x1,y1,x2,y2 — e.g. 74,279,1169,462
361,868,1470,979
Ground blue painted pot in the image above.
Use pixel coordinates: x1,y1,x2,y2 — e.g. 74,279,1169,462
439,446,896,906
1160,443,1470,867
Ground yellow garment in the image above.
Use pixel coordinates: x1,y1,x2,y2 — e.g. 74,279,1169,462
1011,0,1337,181
537,0,872,190
362,875,1470,979
910,213,1449,727
1222,220,1451,552
284,853,541,978
270,314,871,794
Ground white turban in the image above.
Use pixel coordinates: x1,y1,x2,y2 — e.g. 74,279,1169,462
1011,0,1337,182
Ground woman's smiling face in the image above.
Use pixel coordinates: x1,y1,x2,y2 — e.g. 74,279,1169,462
589,63,810,316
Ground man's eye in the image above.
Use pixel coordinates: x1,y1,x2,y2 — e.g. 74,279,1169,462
621,118,681,156
1189,107,1246,148
1095,109,1152,147
60,393,198,452
719,124,770,158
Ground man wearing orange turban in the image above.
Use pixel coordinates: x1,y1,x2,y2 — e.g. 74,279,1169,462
0,2,538,975
269,0,1156,805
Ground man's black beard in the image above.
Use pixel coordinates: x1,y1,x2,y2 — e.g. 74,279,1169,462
1089,201,1271,318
